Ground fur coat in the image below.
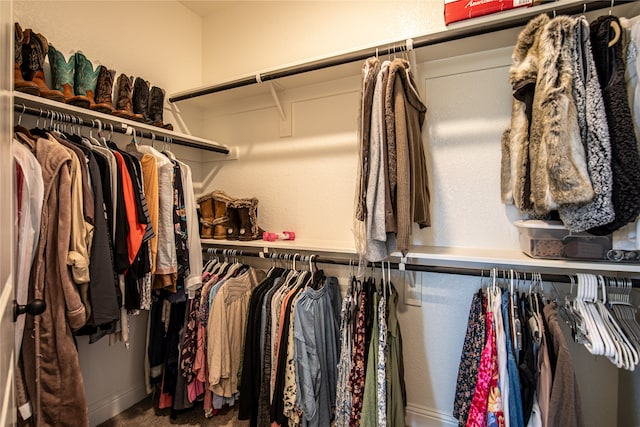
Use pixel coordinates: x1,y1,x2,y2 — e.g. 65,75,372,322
503,14,596,215
530,15,595,214
558,16,614,232
588,15,640,235
502,14,549,212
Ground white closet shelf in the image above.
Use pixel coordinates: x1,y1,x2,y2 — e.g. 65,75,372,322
201,239,640,275
200,238,358,255
13,92,231,154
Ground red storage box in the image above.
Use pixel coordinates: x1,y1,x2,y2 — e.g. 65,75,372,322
444,0,533,25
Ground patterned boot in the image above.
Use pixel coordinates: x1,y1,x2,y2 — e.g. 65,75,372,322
48,43,89,107
113,74,143,121
74,52,101,110
91,66,116,114
21,29,65,102
14,23,40,95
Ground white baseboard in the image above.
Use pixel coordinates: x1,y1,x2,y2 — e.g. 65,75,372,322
406,403,459,427
87,383,149,427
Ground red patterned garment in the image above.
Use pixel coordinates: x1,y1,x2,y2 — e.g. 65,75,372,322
466,311,494,427
486,316,505,427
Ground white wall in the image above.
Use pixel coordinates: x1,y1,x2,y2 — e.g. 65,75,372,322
13,2,204,425
200,0,445,85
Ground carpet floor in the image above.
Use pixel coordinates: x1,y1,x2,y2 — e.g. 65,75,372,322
97,395,251,427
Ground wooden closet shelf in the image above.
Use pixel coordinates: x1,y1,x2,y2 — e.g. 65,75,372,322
13,92,231,154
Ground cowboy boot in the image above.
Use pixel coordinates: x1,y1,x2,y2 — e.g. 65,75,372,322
20,29,65,102
74,52,101,110
148,86,174,130
14,23,40,95
226,205,240,240
92,65,115,114
197,194,215,239
113,74,143,121
48,43,89,107
132,77,151,123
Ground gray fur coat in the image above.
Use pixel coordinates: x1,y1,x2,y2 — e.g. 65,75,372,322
558,16,614,232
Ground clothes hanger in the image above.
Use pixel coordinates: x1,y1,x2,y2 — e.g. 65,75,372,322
575,273,602,355
13,105,37,149
162,136,176,160
86,119,102,147
597,275,638,369
606,278,640,368
125,127,141,154
609,21,621,47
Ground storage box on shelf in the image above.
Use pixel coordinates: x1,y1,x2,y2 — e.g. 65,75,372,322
444,0,533,25
514,220,613,261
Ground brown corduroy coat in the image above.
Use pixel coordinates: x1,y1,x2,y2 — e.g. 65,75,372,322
20,136,88,426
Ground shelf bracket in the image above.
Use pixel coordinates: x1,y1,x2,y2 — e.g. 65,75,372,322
268,82,292,137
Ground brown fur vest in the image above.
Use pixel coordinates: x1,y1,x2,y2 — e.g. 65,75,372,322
503,14,596,215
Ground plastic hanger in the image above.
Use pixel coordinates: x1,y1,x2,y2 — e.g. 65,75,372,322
575,273,601,355
162,136,176,160
609,20,621,47
87,119,102,147
126,127,141,154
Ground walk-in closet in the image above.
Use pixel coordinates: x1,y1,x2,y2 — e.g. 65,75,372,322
2,1,640,426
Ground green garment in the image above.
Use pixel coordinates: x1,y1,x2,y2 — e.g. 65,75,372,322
360,292,379,426
387,286,406,427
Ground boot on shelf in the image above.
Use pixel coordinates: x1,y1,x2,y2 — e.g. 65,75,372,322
74,52,102,111
112,74,143,121
197,194,215,239
232,198,263,241
14,23,40,95
212,197,229,240
92,65,115,114
132,77,150,123
148,86,173,130
48,43,89,107
20,29,65,102
226,205,240,240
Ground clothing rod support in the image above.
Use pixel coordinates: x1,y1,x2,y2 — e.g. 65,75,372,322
169,1,621,103
201,246,640,288
13,102,230,154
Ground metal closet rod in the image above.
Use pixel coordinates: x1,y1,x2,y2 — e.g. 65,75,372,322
170,0,619,103
202,247,640,288
13,102,230,154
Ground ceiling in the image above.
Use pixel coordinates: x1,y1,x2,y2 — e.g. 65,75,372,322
178,1,233,17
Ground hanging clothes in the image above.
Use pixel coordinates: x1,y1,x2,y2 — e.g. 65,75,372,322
293,276,341,427
453,290,486,427
542,303,584,427
12,137,43,355
455,281,586,427
588,15,640,235
558,16,614,233
503,12,640,235
19,135,88,427
354,56,431,262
